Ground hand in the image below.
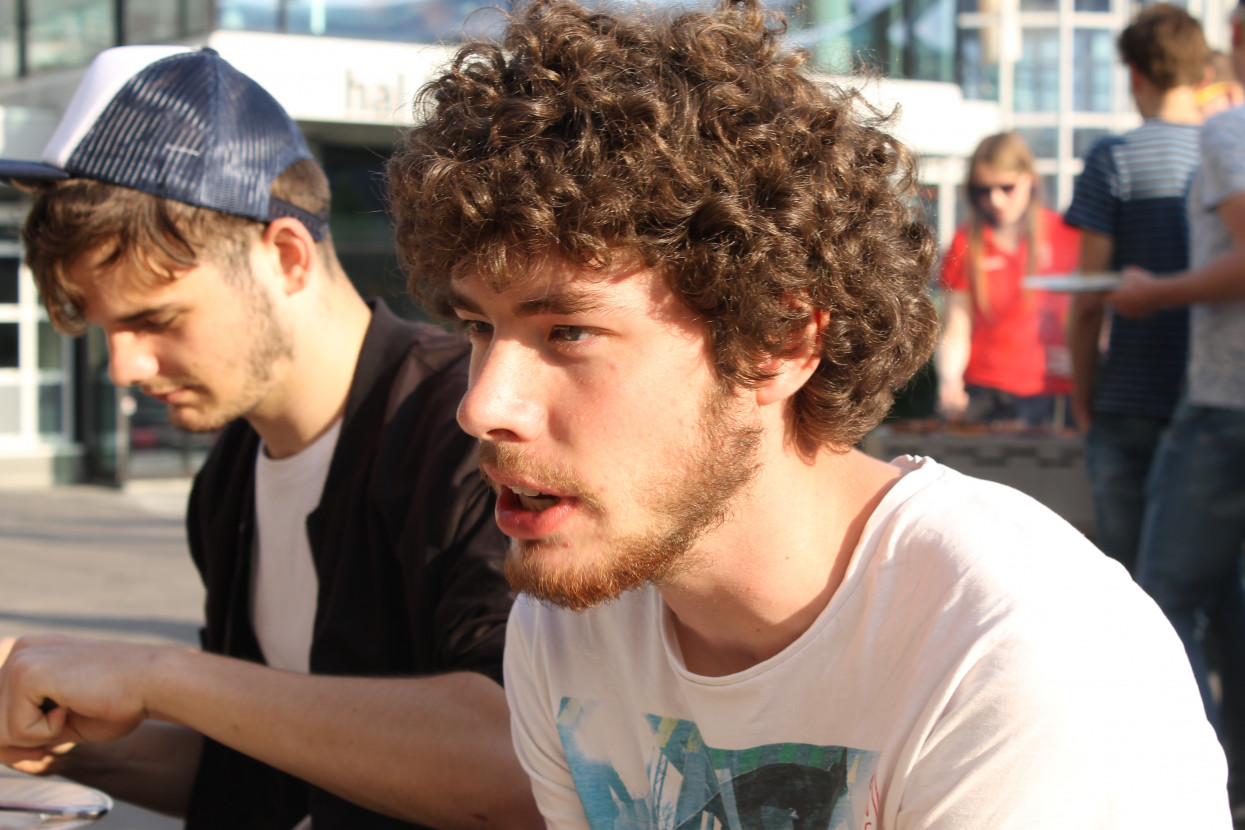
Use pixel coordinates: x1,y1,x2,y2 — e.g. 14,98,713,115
0,636,162,753
0,739,75,775
1071,397,1093,435
1109,267,1164,319
937,381,969,421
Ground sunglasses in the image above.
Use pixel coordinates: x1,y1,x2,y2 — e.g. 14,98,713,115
970,182,1018,200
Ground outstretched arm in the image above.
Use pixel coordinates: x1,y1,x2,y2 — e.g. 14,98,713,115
1111,192,1245,318
0,635,542,830
935,291,972,419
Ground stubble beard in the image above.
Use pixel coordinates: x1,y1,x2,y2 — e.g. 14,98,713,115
501,383,762,611
163,276,293,433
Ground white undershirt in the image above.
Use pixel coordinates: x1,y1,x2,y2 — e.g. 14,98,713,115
250,419,342,675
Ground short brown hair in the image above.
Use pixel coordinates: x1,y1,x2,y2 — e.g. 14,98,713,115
388,0,938,450
25,158,332,334
1118,4,1209,91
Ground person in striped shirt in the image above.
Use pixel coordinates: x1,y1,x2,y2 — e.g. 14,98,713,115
1063,2,1208,576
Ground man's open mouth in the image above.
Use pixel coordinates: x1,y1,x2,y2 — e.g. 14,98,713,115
509,485,563,512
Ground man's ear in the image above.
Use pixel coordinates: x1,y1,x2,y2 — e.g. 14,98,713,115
755,308,826,407
261,217,316,295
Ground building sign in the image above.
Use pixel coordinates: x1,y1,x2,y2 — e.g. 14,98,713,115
207,30,457,127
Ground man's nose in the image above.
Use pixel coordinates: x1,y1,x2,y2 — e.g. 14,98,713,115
457,340,544,443
106,332,159,388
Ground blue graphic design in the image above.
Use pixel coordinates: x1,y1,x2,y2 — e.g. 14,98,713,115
556,697,880,829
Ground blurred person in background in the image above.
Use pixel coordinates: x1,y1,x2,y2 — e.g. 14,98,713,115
1109,0,1245,818
1199,49,1245,119
935,132,1080,428
1063,3,1207,577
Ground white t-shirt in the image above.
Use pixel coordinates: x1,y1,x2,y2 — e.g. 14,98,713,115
251,419,342,674
1188,105,1245,410
504,456,1229,829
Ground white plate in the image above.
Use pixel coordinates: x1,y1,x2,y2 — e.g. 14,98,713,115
1022,272,1122,292
0,777,111,829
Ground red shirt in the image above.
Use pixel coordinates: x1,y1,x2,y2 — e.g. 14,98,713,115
940,209,1080,397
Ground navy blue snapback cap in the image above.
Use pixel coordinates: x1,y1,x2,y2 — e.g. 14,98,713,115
0,45,328,240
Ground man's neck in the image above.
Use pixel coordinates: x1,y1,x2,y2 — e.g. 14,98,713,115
659,447,901,677
249,286,371,460
1138,86,1202,124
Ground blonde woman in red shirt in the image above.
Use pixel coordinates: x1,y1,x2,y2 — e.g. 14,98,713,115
937,131,1081,427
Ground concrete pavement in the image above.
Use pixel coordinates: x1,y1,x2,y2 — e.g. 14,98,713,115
0,480,202,830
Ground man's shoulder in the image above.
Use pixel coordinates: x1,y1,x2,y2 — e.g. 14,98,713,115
865,458,1109,599
1202,107,1245,160
1205,104,1245,134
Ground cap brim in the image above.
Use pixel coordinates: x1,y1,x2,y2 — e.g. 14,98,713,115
0,159,69,185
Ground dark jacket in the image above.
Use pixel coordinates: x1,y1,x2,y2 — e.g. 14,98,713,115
183,301,511,830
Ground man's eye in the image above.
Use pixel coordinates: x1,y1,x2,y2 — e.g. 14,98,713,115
142,317,175,332
460,319,493,337
552,326,593,343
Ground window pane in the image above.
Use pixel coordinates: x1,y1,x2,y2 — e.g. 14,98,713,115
796,0,902,75
1016,28,1060,113
0,321,16,368
1074,127,1111,158
1075,0,1110,10
1073,29,1114,113
1019,0,1057,12
37,321,63,370
0,257,16,304
184,0,212,34
0,384,17,433
1015,127,1058,160
0,0,18,81
958,28,1001,102
29,0,114,74
126,0,180,42
218,0,280,32
38,383,62,434
910,0,957,83
218,0,504,43
1041,173,1059,208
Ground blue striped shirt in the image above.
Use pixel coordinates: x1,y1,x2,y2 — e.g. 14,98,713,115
1064,120,1200,419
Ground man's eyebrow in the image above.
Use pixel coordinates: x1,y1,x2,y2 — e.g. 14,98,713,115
446,286,609,317
516,291,607,317
115,304,176,325
446,288,482,315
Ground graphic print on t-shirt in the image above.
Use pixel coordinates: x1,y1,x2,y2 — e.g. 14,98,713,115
557,697,880,829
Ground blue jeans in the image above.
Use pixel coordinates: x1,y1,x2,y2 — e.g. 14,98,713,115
1135,402,1245,797
964,385,1056,427
1083,413,1170,575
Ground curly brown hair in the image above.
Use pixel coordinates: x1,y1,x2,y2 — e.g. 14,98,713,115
25,158,333,335
388,0,938,449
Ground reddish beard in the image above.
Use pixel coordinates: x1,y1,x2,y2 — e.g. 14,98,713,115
482,384,761,611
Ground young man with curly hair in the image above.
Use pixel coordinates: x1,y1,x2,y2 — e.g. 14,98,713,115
389,0,1229,825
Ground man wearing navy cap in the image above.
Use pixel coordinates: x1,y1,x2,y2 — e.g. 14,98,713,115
0,46,538,830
